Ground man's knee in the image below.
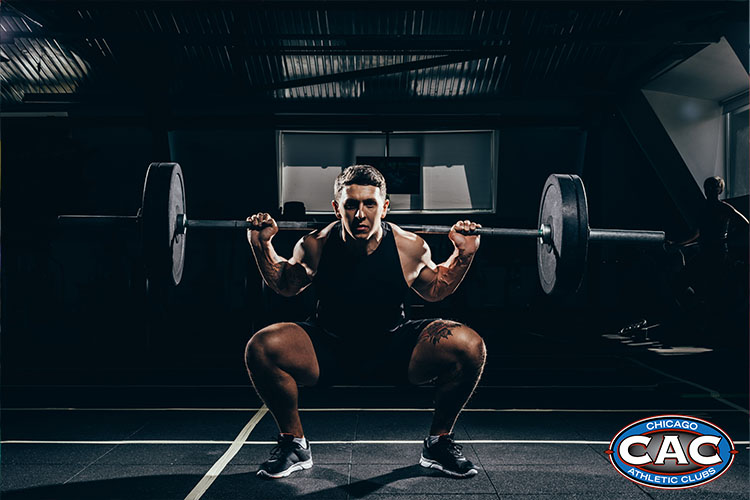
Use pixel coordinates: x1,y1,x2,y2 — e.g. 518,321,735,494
420,320,486,365
453,326,486,367
245,322,296,369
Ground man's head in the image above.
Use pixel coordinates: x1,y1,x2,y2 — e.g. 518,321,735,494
332,165,389,240
704,176,725,199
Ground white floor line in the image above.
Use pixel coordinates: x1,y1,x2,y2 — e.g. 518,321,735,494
474,385,660,389
2,440,238,445
307,440,615,445
183,405,267,500
0,382,666,390
2,385,253,388
4,439,748,446
627,358,749,414
2,407,744,412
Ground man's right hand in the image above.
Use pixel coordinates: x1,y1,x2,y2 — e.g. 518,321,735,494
247,213,278,245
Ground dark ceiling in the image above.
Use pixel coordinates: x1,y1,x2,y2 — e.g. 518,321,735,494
0,1,746,113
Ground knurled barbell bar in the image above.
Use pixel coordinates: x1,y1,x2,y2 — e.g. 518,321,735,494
58,162,665,295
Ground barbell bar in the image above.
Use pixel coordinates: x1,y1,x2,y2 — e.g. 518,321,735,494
59,215,664,244
181,218,664,243
182,218,545,238
57,162,666,296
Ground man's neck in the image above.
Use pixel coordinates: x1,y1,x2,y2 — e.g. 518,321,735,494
341,221,384,255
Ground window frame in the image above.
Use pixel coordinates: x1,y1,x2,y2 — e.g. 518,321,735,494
723,93,749,199
277,129,498,215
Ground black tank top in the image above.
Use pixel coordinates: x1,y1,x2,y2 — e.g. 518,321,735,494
313,221,409,338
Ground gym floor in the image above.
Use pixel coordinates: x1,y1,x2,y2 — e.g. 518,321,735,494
2,324,748,500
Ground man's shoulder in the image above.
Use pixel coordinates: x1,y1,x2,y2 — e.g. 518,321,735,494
389,222,420,242
389,222,429,255
301,221,337,248
293,222,337,268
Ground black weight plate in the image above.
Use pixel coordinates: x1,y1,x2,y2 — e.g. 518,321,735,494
536,174,589,295
142,162,186,287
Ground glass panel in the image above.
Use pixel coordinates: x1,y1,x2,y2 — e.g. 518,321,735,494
728,107,749,198
279,131,495,214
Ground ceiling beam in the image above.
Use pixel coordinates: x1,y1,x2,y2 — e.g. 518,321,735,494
254,52,499,92
5,1,747,6
0,31,727,46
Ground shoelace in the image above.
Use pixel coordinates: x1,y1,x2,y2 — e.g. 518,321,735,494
438,435,464,459
269,436,297,459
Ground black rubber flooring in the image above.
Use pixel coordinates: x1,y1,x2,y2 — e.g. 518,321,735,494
2,331,748,499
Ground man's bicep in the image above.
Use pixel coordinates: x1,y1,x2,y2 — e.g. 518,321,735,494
288,235,316,279
412,264,438,294
411,238,439,292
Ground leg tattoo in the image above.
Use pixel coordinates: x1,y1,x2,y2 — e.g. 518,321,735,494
414,321,486,435
419,320,463,345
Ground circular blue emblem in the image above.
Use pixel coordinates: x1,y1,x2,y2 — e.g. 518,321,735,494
607,414,737,489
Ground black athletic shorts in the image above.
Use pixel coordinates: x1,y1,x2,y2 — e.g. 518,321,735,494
295,318,440,386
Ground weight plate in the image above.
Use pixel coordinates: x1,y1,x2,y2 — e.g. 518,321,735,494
536,174,589,295
142,162,186,287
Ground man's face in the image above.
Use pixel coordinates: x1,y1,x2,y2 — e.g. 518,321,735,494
332,184,389,240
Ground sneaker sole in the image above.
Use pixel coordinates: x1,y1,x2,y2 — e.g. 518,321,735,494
419,455,478,478
257,458,313,479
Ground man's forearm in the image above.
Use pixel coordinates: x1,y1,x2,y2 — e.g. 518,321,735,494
251,240,307,297
427,249,475,301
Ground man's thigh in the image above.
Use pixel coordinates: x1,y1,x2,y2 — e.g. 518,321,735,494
247,322,321,386
356,318,441,386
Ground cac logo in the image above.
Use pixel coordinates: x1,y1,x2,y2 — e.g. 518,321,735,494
606,415,737,489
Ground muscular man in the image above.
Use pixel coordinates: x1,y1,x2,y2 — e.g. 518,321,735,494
245,165,486,479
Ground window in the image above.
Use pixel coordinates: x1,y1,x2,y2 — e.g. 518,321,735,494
726,103,749,198
278,131,497,214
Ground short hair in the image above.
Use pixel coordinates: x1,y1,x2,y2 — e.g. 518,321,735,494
704,176,725,196
333,165,387,201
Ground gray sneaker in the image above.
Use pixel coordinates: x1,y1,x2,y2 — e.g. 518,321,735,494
257,434,313,479
420,433,478,478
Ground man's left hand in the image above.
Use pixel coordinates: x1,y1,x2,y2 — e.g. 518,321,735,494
449,220,481,254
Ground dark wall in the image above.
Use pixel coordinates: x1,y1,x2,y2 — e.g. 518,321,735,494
2,122,157,375
583,110,691,324
1,111,744,381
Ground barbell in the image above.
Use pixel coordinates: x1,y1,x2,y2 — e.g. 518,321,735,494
58,162,665,296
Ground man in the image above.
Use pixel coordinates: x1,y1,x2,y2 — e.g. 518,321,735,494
245,165,486,479
664,176,749,341
696,176,748,263
672,176,749,288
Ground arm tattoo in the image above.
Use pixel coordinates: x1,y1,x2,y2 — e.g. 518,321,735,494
419,320,462,345
280,262,310,292
420,250,475,302
260,259,284,291
253,243,309,296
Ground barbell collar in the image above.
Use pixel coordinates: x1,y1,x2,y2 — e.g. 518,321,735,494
589,228,665,243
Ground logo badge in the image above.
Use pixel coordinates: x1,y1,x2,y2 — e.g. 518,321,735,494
606,414,738,489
